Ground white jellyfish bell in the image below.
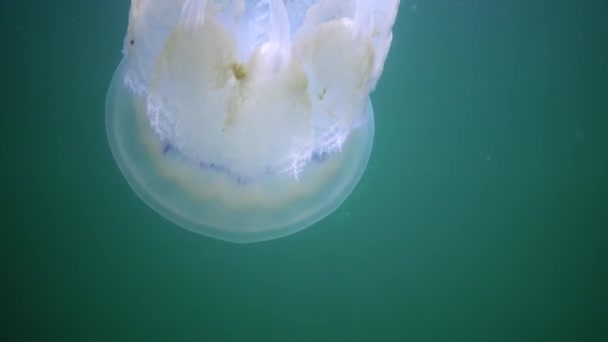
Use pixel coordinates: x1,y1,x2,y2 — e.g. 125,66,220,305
106,0,400,243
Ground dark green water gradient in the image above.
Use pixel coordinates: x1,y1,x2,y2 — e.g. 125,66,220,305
1,0,606,340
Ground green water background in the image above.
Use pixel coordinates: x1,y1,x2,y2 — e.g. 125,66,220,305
1,0,607,340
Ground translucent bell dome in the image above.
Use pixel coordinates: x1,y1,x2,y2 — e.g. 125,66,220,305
106,0,400,243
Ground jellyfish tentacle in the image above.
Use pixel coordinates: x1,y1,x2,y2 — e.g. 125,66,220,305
269,0,290,49
180,0,208,31
354,0,374,40
267,0,291,69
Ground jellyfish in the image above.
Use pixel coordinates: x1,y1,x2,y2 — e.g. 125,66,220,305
105,0,400,243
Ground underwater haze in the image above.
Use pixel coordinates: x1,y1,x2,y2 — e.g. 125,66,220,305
1,0,607,340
